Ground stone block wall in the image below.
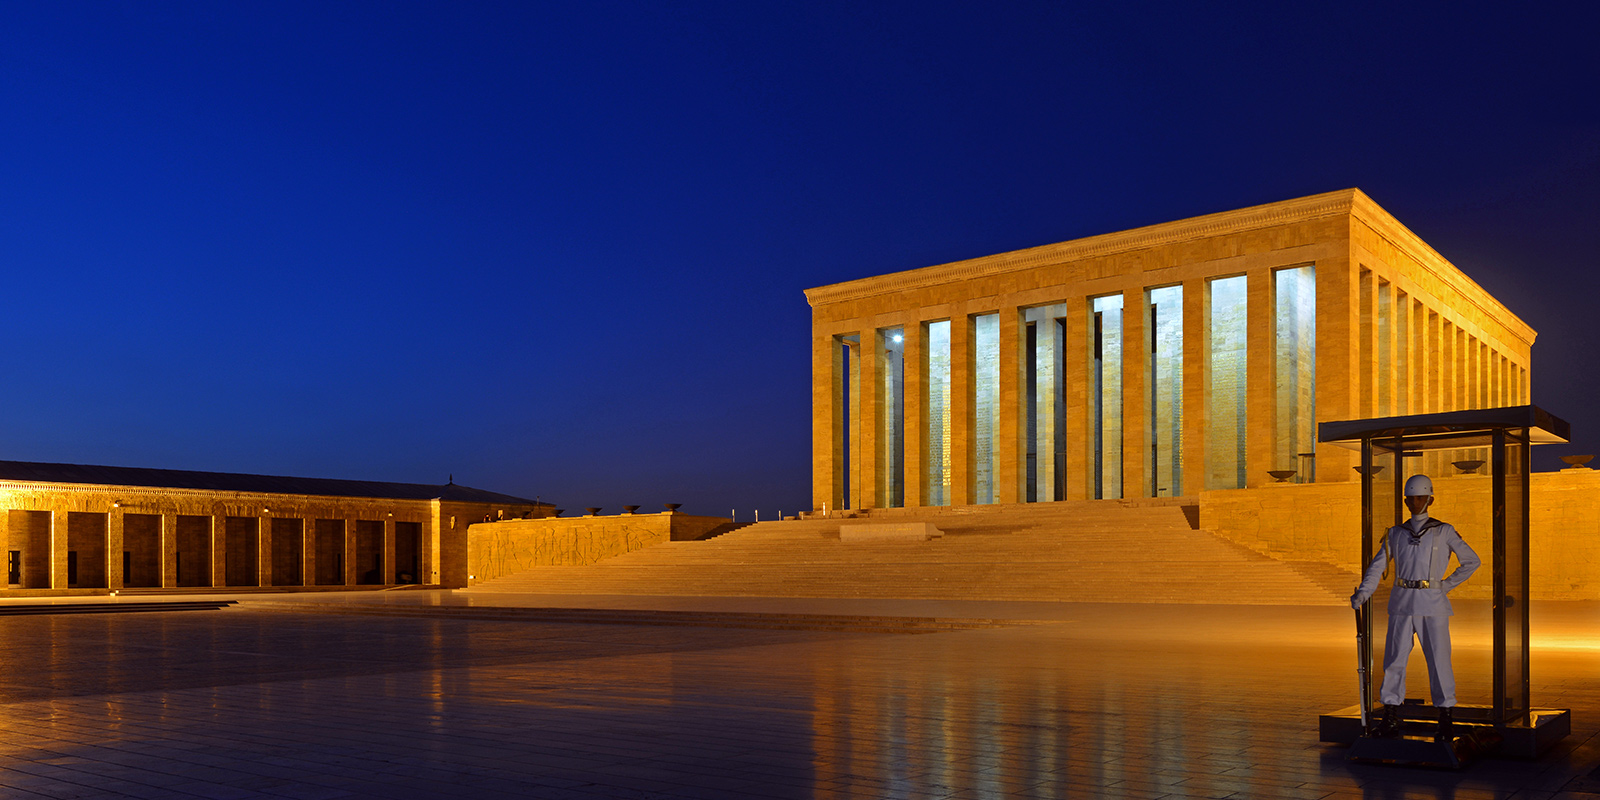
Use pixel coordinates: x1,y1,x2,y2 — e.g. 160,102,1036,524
466,513,731,586
1199,470,1600,600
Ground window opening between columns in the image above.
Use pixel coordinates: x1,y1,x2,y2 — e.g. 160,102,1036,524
1206,276,1247,490
1275,265,1316,483
1147,286,1183,497
925,320,952,506
1023,304,1068,502
973,313,1000,504
1091,295,1123,499
877,326,905,508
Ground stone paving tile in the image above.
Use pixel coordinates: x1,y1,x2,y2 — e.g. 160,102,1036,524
0,604,1595,799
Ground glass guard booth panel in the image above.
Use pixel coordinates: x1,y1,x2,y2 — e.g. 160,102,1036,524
1359,426,1530,726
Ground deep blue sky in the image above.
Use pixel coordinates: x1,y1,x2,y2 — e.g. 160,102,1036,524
1,2,1595,516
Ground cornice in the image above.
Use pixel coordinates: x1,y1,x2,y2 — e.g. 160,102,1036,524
1347,190,1536,346
804,189,1359,307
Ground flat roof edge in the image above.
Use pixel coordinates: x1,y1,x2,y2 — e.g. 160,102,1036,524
804,189,1359,307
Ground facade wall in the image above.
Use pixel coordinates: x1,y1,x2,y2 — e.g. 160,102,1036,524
0,480,537,595
806,190,1535,511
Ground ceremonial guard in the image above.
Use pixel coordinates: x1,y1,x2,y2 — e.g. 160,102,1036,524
1351,474,1481,740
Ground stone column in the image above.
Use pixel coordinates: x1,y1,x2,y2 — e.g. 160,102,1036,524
814,332,842,513
1063,298,1089,500
949,311,974,506
1245,269,1276,488
846,339,862,509
210,515,227,588
1181,278,1206,495
1411,299,1426,414
1379,281,1397,418
1121,287,1149,498
302,517,316,587
1314,257,1357,482
858,329,882,508
161,514,178,588
383,518,396,585
1425,310,1441,415
903,320,926,508
107,510,125,591
1358,269,1378,419
997,306,1024,504
257,517,272,587
50,510,69,588
344,518,359,585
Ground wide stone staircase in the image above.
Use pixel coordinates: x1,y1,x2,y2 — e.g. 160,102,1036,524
464,500,1350,606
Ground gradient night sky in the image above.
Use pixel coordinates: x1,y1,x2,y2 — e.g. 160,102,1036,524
1,3,1596,517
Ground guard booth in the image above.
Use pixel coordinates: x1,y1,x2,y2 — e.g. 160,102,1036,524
1317,405,1571,764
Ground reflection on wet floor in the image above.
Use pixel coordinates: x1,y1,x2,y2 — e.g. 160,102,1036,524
0,603,1593,799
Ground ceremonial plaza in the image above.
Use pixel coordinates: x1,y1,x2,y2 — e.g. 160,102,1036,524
3,190,1598,799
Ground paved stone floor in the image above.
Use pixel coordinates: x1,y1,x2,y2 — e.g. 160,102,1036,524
0,594,1595,799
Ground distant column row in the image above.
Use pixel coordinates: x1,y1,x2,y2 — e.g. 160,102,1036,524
819,265,1320,511
3,512,425,590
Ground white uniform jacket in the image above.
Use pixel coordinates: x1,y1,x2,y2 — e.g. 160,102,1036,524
1352,516,1481,616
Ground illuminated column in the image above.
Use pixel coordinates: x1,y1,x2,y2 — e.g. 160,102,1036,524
813,333,841,513
1394,289,1409,415
50,510,69,588
1315,257,1357,481
950,313,974,505
160,514,177,587
858,331,880,508
1376,280,1394,417
1063,300,1089,500
1443,324,1456,410
1245,269,1275,488
1181,278,1207,496
1412,300,1426,414
903,321,926,508
383,518,396,585
997,307,1024,504
344,518,359,585
107,510,124,590
1357,269,1377,419
1425,311,1440,414
1121,287,1148,497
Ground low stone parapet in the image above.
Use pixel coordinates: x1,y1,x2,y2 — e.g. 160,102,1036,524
838,522,944,542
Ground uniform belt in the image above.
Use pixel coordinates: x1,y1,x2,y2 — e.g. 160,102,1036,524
1397,579,1431,589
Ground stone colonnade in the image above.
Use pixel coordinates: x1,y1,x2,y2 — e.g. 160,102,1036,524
1,485,533,592
808,190,1536,512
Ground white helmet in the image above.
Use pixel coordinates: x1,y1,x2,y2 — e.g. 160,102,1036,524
1404,474,1434,497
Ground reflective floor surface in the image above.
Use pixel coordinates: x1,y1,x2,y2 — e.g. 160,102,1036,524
0,596,1595,799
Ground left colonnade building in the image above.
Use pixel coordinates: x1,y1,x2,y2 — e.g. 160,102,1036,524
0,460,545,595
806,189,1535,512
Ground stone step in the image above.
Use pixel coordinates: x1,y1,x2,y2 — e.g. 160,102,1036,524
240,601,1039,633
0,600,238,616
466,503,1344,606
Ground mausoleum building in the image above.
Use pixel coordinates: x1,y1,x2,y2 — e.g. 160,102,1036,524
805,189,1534,511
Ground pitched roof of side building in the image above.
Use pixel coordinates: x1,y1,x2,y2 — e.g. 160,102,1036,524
0,460,543,505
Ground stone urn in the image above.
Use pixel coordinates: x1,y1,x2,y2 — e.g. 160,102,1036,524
664,503,682,512
1268,469,1297,483
1352,465,1385,476
584,507,601,516
622,505,640,514
1560,455,1594,470
1452,460,1486,475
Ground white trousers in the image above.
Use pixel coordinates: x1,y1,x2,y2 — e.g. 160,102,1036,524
1381,614,1455,707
